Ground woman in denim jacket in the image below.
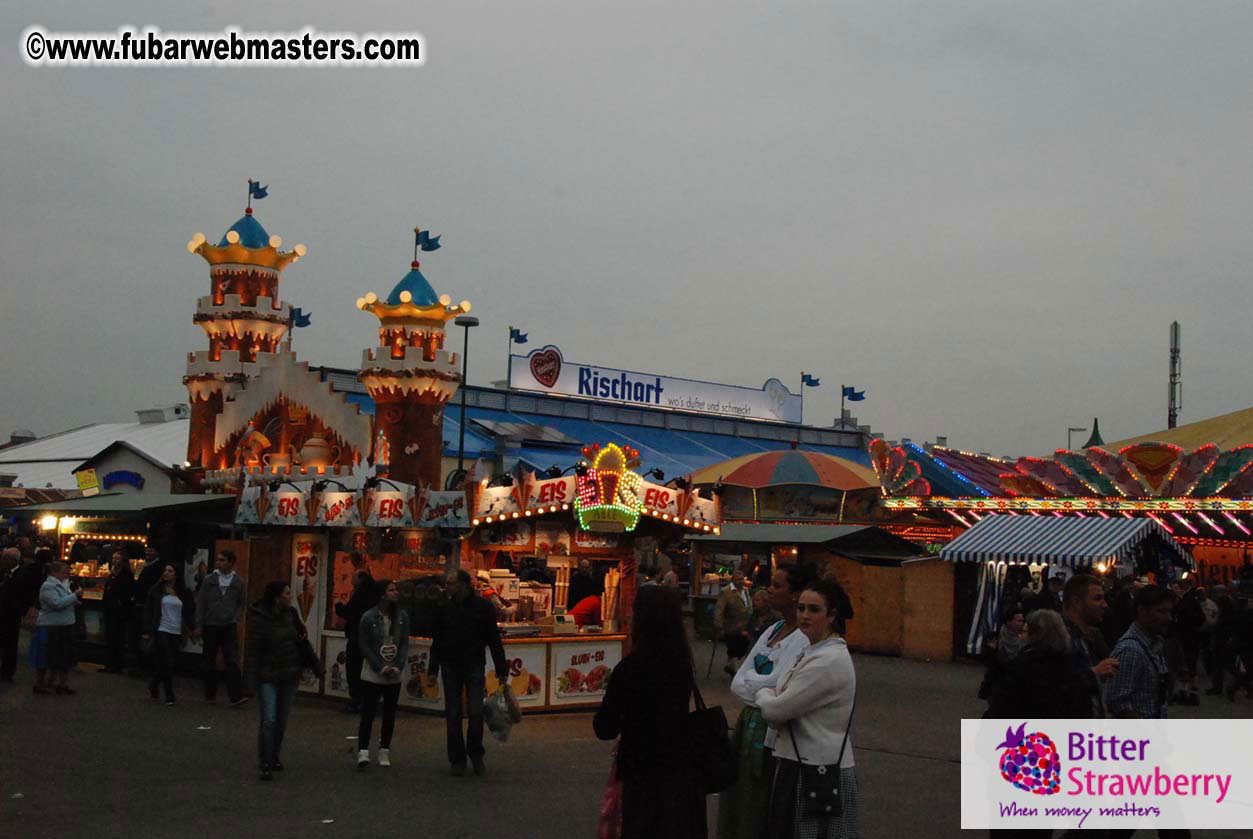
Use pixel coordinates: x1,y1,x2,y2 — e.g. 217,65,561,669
356,579,409,769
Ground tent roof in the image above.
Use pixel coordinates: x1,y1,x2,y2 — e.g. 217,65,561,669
688,523,922,562
939,515,1193,570
1104,405,1253,452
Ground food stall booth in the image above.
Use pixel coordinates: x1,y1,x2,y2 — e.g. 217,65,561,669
454,443,721,711
230,442,721,713
14,492,236,658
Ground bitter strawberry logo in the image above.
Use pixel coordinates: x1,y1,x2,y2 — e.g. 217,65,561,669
996,722,1061,795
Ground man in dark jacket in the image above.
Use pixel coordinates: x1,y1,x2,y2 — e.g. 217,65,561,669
195,549,248,706
100,551,135,673
132,545,166,672
0,548,44,682
333,568,377,713
1061,574,1119,717
429,569,508,777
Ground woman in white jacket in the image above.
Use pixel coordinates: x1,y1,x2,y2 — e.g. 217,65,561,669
718,565,810,839
756,578,858,839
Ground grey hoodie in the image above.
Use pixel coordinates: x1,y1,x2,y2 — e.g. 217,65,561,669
195,570,246,629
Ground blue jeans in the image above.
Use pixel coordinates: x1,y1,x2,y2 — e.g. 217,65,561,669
442,666,486,765
257,680,297,768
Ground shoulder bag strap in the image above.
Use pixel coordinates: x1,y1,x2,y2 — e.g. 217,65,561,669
786,687,857,768
690,676,708,712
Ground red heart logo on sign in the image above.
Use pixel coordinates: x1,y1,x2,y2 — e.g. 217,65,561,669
530,349,562,388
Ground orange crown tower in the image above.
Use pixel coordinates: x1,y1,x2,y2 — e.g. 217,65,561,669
357,228,470,487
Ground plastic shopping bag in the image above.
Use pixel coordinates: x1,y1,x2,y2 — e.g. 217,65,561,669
503,684,523,723
484,689,514,742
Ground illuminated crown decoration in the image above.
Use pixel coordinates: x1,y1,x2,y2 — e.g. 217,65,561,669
356,231,470,329
575,443,644,532
187,209,307,272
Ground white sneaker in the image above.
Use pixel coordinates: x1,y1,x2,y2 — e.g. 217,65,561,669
378,748,391,768
357,749,370,769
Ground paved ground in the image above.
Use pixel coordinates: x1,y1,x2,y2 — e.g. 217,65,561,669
1,635,1250,838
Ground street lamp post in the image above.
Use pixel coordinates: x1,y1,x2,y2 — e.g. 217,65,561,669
455,315,480,474
1067,426,1087,451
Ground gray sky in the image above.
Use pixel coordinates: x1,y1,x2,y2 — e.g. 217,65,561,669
3,1,1252,457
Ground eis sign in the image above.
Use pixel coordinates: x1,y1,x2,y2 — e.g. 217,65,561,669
508,345,802,424
961,719,1246,831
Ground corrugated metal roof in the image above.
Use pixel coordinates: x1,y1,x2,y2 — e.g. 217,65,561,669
689,523,873,544
16,492,233,516
0,420,189,489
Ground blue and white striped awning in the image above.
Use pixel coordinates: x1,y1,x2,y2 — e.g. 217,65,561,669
940,515,1194,570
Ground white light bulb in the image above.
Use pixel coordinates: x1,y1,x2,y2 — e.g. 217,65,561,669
438,294,452,307
293,243,307,257
187,240,199,253
225,230,240,244
356,298,367,309
460,300,472,313
268,235,282,248
399,290,413,303
365,292,378,304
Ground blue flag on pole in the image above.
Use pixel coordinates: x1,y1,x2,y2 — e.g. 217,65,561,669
509,327,528,344
417,230,441,251
248,179,268,200
290,307,312,328
801,373,821,387
842,385,866,401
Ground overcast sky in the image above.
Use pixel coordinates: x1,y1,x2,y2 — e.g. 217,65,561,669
2,1,1251,457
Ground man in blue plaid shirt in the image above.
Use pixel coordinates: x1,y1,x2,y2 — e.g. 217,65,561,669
1106,586,1175,719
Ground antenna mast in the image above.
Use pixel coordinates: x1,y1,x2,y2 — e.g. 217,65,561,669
1168,321,1181,429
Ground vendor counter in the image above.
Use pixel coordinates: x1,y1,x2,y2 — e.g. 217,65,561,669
319,630,625,713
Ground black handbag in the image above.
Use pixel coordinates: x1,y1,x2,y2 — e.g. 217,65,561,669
685,679,738,794
786,691,855,819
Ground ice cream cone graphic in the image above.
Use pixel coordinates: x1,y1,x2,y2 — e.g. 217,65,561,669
357,489,375,524
409,485,429,524
297,575,315,620
305,490,322,525
255,487,272,522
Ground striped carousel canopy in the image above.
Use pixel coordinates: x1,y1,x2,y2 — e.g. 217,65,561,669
940,515,1194,570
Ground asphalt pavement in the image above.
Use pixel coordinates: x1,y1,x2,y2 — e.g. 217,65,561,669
1,636,1250,838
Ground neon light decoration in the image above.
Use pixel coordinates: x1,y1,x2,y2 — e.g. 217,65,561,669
574,443,644,532
881,496,1253,512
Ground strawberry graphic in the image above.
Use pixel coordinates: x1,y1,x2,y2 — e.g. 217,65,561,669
996,723,1061,795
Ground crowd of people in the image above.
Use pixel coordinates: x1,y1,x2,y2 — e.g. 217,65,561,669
12,528,1250,837
982,571,1253,724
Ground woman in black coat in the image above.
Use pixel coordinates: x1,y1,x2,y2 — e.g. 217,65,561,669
594,586,706,839
987,609,1092,720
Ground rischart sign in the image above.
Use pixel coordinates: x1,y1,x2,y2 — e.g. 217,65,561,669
960,719,1246,831
509,345,802,424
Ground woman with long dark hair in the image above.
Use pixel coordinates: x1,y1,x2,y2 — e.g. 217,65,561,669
593,585,706,839
356,579,409,769
720,564,811,839
142,562,194,706
758,578,859,839
245,580,309,781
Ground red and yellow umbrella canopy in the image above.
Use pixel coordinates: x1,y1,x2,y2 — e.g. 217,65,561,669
687,450,879,490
